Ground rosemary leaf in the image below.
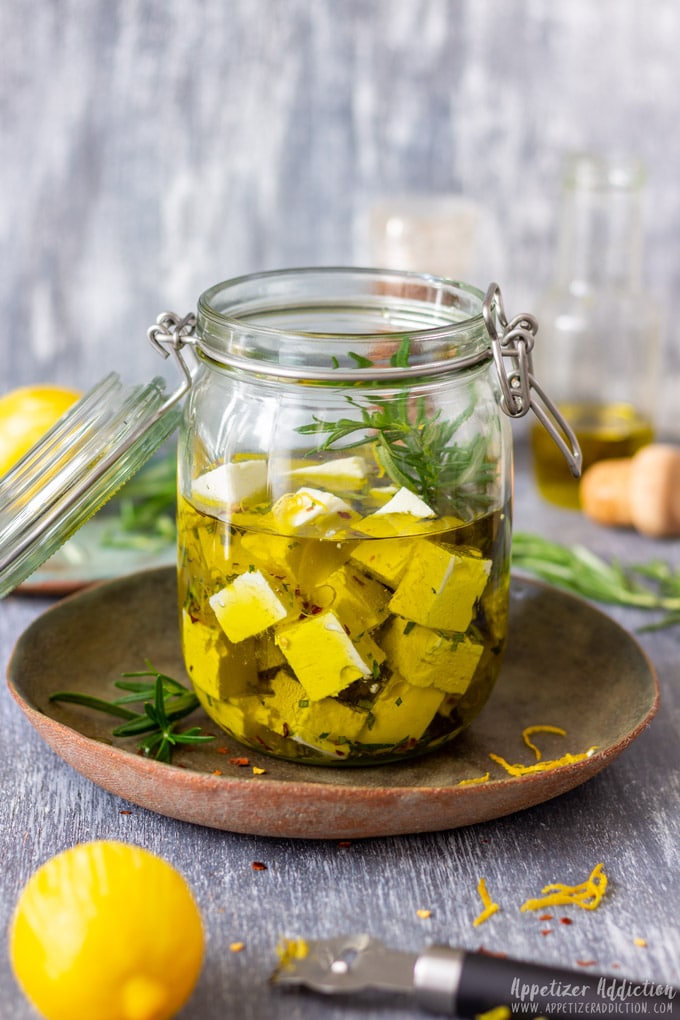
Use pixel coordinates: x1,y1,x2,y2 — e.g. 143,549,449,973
512,531,680,627
49,664,214,762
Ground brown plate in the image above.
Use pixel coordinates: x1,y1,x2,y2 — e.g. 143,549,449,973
7,568,659,839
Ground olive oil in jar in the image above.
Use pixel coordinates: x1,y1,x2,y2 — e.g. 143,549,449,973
531,402,654,509
177,480,511,766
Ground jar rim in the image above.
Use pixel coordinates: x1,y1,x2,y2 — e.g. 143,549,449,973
194,267,492,382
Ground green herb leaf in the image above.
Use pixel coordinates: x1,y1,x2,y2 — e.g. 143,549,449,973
49,662,214,761
512,531,680,629
296,392,494,518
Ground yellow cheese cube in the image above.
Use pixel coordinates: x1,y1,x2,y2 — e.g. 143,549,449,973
360,672,445,746
275,611,374,700
389,542,491,632
182,611,257,699
381,617,484,694
317,563,391,637
209,569,292,643
193,683,252,736
240,670,366,757
240,530,355,592
350,537,415,587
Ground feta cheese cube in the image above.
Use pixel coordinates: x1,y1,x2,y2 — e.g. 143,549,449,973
381,617,484,694
240,530,354,592
191,460,268,517
360,672,445,746
288,456,368,491
271,487,358,535
181,611,258,698
317,563,391,637
389,542,491,632
209,570,291,642
372,486,436,518
275,611,375,700
350,537,415,587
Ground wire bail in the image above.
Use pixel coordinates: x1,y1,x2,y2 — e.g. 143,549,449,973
482,283,582,478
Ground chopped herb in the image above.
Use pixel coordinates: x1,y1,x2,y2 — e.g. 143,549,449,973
403,620,416,635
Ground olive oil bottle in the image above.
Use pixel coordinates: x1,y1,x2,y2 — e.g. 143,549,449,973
530,153,660,509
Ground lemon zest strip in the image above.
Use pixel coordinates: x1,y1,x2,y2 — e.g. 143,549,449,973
472,877,500,927
489,747,597,776
475,1008,512,1020
458,772,490,787
275,937,309,971
520,863,608,913
521,725,567,761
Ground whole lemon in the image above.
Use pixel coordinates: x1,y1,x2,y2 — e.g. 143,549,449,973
9,840,204,1020
0,384,81,476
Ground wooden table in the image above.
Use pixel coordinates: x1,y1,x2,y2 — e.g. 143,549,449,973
1,441,678,1019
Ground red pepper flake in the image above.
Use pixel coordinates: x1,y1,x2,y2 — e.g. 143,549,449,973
216,746,231,755
229,757,250,766
212,769,223,776
560,917,574,925
577,960,598,967
337,840,352,848
539,914,553,921
338,510,352,519
251,861,267,871
119,809,132,815
540,929,552,936
476,947,508,958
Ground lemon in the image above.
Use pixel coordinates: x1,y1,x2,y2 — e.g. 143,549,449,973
9,840,204,1020
0,384,81,476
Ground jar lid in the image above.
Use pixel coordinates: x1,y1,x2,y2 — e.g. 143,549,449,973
0,372,183,597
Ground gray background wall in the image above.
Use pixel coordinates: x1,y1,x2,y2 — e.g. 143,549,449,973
2,0,679,433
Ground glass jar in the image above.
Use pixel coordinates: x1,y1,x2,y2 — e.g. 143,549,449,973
173,268,577,766
530,152,661,509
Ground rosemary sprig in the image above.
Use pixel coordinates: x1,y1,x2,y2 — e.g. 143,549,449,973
512,531,680,630
50,663,214,763
296,391,495,518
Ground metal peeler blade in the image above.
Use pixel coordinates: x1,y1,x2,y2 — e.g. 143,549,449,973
270,933,419,995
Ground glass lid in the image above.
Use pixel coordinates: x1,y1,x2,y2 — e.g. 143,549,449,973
0,372,185,599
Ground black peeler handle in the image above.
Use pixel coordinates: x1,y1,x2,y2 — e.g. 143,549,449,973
413,945,678,1017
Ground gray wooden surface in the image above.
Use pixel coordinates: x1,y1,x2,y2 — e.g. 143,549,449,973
3,0,680,435
1,441,678,1019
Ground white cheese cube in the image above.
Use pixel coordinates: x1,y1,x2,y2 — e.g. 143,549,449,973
191,460,268,517
371,486,436,518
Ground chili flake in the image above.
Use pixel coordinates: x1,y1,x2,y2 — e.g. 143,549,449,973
229,941,245,953
416,909,432,919
251,861,268,871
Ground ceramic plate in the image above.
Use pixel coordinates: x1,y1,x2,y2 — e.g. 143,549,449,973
7,568,659,839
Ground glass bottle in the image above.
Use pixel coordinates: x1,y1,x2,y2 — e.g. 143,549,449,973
530,152,660,509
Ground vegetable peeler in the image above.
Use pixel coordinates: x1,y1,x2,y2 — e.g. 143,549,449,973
270,933,678,1017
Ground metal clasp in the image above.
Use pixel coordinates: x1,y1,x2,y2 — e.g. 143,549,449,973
147,311,197,402
483,283,582,478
